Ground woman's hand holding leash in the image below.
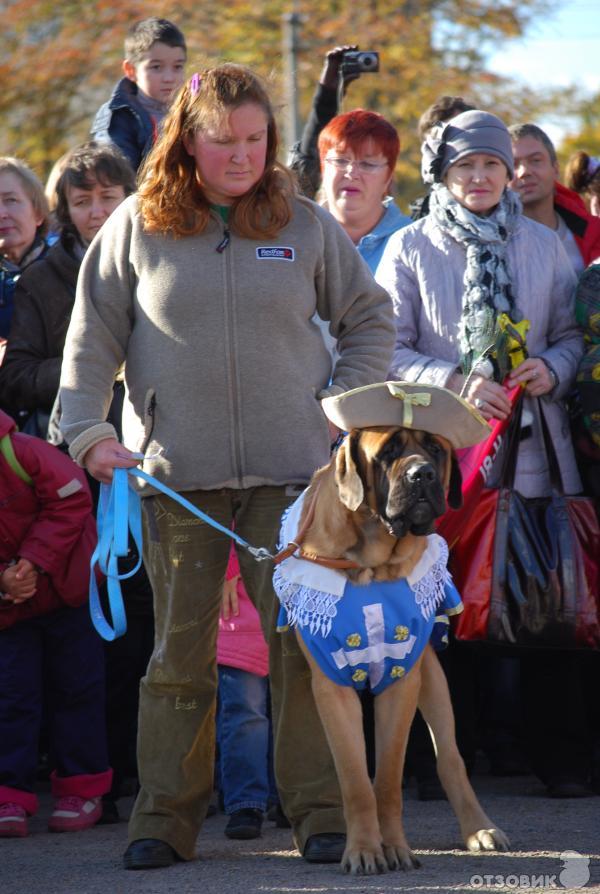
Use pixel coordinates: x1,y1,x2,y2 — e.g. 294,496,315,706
83,437,140,484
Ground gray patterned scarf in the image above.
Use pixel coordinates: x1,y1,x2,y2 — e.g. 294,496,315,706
428,183,522,374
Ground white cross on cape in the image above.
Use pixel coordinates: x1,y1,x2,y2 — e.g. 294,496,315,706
330,603,416,689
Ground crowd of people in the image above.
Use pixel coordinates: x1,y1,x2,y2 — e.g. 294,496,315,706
0,14,598,874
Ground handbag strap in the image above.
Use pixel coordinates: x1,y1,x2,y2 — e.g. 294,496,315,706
498,391,524,490
498,394,566,494
534,398,567,494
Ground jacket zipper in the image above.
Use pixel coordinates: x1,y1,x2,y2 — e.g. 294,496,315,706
216,228,230,253
222,231,244,486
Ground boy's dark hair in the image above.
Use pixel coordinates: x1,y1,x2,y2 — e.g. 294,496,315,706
418,96,475,140
55,142,136,238
508,123,557,166
124,17,186,63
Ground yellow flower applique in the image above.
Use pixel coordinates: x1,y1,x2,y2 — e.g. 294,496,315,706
352,669,367,683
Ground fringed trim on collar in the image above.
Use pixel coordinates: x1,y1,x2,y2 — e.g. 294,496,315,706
273,534,453,638
273,565,342,637
412,551,452,621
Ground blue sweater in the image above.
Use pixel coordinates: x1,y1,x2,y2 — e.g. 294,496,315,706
356,197,411,276
90,78,155,172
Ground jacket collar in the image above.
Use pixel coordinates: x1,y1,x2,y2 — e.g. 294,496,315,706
358,197,411,246
554,181,589,239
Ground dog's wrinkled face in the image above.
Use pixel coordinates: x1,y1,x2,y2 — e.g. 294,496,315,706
335,426,462,538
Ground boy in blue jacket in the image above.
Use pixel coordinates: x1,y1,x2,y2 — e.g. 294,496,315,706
91,17,186,172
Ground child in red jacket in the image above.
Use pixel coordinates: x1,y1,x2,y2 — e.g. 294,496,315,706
0,410,111,837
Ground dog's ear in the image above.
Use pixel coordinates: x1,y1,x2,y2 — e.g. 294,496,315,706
335,430,364,512
447,451,463,510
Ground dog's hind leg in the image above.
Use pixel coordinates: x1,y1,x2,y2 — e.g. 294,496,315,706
373,658,422,871
295,633,387,875
418,646,510,852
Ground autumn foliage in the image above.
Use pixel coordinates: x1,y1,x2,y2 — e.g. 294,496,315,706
1,0,578,204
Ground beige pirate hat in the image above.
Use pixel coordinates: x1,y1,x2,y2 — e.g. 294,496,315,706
321,381,491,450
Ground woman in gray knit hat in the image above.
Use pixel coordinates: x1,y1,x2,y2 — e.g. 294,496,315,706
376,109,589,798
378,108,582,495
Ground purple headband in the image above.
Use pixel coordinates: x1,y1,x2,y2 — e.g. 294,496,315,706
189,73,201,96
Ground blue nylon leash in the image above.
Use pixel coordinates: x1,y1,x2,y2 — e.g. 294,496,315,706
89,468,143,641
90,467,274,641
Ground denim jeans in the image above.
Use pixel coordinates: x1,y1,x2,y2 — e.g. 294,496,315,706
217,666,276,814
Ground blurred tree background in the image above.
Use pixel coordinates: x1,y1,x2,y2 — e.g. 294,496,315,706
0,0,595,206
557,90,600,164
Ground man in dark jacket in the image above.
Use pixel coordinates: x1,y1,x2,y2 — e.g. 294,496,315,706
510,123,600,273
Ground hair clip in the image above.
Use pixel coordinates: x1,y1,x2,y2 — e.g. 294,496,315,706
189,73,201,96
587,156,600,179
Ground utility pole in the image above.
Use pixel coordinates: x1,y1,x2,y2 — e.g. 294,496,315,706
282,6,302,150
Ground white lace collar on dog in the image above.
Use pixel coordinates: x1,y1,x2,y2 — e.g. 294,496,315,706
276,489,447,597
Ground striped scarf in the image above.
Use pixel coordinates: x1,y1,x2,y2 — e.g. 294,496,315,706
428,184,522,374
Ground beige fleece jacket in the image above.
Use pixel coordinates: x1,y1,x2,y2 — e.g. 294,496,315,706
59,194,394,493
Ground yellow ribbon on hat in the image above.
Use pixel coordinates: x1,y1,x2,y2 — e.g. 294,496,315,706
388,384,431,426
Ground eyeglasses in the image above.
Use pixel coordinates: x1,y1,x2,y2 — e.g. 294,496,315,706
324,157,389,175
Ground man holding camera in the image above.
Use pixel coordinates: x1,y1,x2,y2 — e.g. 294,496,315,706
289,45,379,198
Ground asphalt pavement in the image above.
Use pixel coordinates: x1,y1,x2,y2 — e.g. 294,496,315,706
4,774,600,894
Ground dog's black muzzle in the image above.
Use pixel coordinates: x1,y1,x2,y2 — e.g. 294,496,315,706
384,460,446,538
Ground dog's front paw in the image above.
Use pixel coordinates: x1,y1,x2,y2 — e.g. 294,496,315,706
465,828,510,853
383,843,421,871
341,842,387,875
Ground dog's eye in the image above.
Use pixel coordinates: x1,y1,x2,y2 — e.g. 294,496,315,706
377,438,405,466
424,436,442,456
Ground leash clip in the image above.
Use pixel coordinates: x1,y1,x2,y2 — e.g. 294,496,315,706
246,545,274,562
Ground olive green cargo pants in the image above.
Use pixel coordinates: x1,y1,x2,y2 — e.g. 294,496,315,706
128,486,343,859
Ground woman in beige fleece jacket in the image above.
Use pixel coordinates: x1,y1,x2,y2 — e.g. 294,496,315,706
59,64,394,870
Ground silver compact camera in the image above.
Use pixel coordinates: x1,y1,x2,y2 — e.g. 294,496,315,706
341,50,380,76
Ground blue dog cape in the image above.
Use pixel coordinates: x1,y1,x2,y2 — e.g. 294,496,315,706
273,492,462,695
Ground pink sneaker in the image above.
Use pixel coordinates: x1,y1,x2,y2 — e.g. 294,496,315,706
48,796,102,833
0,802,28,837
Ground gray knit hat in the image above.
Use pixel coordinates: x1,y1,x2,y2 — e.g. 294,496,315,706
421,110,514,184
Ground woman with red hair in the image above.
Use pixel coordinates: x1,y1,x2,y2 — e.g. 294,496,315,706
319,109,452,803
318,109,411,275
58,64,394,871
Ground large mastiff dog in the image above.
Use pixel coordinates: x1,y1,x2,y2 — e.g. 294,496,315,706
274,383,509,874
